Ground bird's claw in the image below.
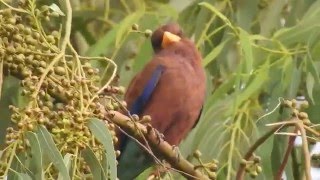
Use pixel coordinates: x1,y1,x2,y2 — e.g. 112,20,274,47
172,145,181,162
154,129,164,145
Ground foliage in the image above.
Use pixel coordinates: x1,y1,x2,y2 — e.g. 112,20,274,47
0,0,320,180
0,0,117,179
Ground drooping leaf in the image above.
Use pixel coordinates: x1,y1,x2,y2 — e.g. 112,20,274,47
83,147,107,180
25,132,43,180
36,126,70,180
87,118,117,180
202,38,230,67
58,154,72,180
238,28,253,74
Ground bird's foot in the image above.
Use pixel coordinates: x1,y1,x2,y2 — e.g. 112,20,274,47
147,164,170,180
154,130,165,145
172,145,181,162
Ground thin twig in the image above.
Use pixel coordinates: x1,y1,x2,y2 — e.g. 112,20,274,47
295,121,311,180
0,0,28,13
276,126,298,180
35,0,72,95
236,124,287,180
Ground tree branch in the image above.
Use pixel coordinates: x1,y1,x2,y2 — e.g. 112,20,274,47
236,124,286,180
105,110,209,180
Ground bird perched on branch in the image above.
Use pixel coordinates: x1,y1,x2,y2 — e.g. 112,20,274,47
118,23,206,179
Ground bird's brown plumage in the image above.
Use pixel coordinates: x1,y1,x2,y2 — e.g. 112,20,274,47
124,24,205,145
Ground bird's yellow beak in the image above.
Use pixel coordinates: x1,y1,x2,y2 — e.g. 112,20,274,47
161,31,181,48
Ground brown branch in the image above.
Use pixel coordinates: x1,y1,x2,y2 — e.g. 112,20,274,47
295,121,311,180
105,110,209,180
291,145,300,180
275,127,298,180
236,124,287,180
236,118,312,180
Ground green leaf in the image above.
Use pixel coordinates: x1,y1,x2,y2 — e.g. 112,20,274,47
202,38,230,67
238,28,253,74
115,11,145,48
25,132,43,180
86,11,145,57
135,167,155,180
301,0,320,21
86,27,118,57
83,147,106,180
15,173,33,180
49,3,65,16
58,154,72,180
88,118,117,180
36,126,70,180
258,0,286,37
273,1,320,46
132,40,153,72
306,73,315,104
8,152,25,180
198,2,232,28
306,53,320,85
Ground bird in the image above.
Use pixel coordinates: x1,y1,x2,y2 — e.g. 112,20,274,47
117,23,206,179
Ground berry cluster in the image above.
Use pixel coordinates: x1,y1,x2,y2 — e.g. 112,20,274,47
0,1,120,178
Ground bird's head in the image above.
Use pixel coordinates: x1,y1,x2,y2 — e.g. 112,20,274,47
151,23,183,52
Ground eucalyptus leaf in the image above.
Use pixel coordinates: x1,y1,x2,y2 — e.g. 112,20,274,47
83,147,106,180
58,154,72,180
14,173,32,180
36,126,70,180
25,132,43,180
49,3,65,16
88,118,117,180
238,28,253,74
202,38,230,67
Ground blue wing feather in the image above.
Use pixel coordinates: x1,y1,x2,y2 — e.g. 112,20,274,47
118,65,164,179
130,65,164,115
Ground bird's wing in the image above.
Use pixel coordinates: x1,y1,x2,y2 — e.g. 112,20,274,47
118,65,166,180
192,106,203,129
130,65,165,115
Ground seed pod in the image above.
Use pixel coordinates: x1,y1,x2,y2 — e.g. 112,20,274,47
6,46,16,54
298,112,308,119
25,35,37,45
193,149,202,158
17,23,25,31
250,171,258,178
39,61,47,68
54,66,66,76
208,172,216,180
253,156,261,163
15,54,25,63
52,31,59,38
32,32,40,39
132,23,139,30
301,101,309,109
283,100,292,108
144,29,152,38
21,69,31,77
7,17,16,24
291,99,297,108
13,34,23,42
256,166,262,173
46,35,55,44
24,27,32,35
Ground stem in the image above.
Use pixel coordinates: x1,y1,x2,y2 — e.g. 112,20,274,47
35,0,72,95
236,125,286,180
295,121,311,180
275,127,297,179
291,147,300,180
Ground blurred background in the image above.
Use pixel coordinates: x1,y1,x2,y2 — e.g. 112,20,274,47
1,0,320,179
